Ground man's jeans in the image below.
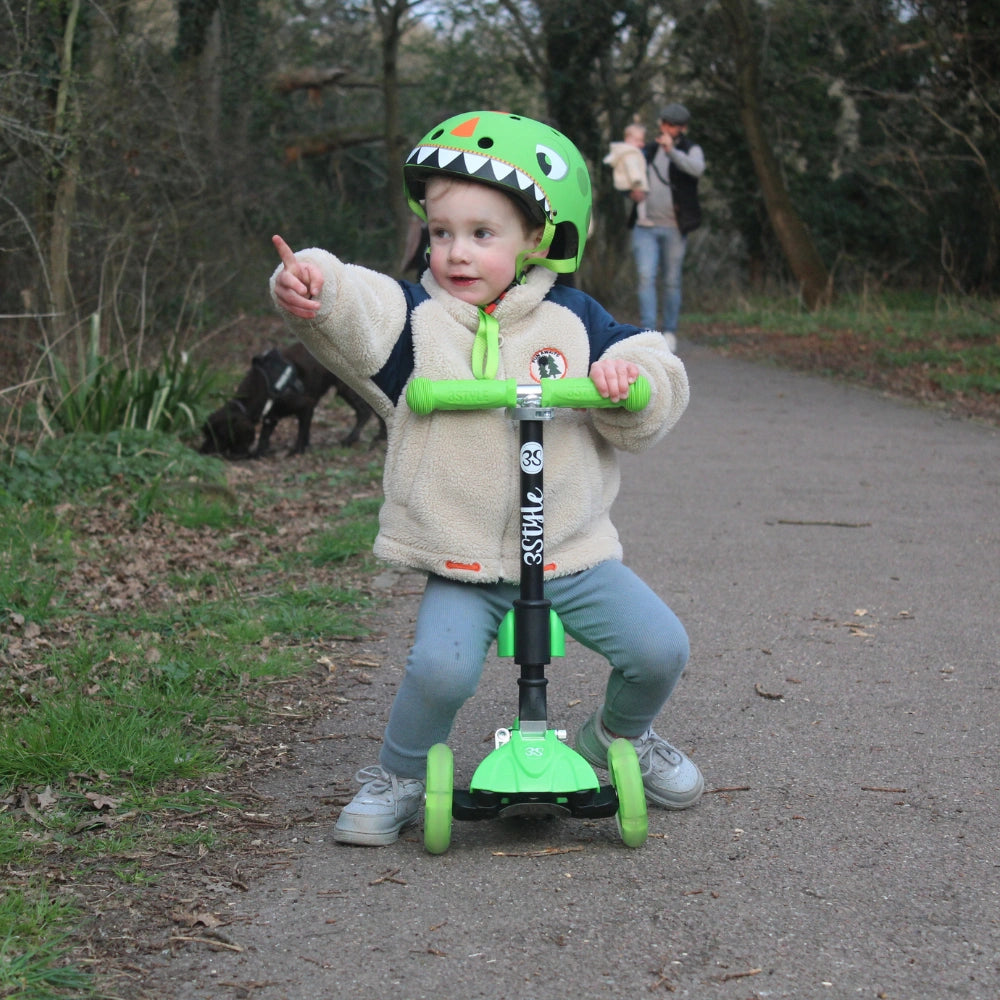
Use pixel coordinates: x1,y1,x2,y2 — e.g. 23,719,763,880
632,224,687,333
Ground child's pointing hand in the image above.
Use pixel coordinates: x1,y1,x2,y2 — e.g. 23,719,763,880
272,234,324,319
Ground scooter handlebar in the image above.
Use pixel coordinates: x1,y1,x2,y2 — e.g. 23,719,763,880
406,376,650,414
406,378,518,413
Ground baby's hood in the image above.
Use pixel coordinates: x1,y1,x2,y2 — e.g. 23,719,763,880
603,141,633,165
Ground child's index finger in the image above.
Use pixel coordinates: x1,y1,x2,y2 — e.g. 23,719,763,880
271,234,298,270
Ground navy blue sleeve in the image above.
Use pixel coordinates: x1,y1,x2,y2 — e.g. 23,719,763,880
544,284,644,368
371,280,428,405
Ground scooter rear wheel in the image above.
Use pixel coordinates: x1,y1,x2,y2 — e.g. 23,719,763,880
424,742,454,854
608,738,648,848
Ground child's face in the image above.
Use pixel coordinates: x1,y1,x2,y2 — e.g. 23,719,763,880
424,177,544,306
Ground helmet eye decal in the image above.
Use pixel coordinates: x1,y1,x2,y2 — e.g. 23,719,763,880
536,145,568,181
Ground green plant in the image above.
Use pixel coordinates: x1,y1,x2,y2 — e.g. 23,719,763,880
0,694,220,790
133,476,241,529
0,429,227,506
36,315,221,437
254,584,372,640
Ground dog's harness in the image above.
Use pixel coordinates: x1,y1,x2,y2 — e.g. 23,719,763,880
253,349,306,419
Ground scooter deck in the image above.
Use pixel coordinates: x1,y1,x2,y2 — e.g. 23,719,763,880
452,785,620,821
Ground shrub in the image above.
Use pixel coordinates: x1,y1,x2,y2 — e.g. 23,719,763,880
36,315,220,436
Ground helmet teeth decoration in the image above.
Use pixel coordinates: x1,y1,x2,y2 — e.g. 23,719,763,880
403,110,592,274
406,143,552,220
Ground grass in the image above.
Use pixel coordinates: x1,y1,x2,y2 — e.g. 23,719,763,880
0,506,75,622
0,428,383,997
0,888,93,999
691,289,995,331
686,292,1000,400
2,691,221,789
305,497,382,566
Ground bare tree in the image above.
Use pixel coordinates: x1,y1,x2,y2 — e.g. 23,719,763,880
718,0,832,308
373,0,429,258
47,0,83,335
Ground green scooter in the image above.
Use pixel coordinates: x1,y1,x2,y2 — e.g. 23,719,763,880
405,375,651,854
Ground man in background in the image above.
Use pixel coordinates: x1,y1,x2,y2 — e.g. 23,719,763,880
631,103,705,349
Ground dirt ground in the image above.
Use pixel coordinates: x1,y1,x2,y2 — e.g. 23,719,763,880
2,314,997,995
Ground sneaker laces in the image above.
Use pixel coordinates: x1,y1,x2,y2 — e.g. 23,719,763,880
353,764,417,795
632,729,683,771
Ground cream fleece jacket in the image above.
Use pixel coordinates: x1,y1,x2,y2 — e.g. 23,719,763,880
603,142,649,193
270,252,688,583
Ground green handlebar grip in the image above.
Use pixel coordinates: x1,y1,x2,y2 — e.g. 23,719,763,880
405,375,650,413
540,376,650,411
406,377,518,413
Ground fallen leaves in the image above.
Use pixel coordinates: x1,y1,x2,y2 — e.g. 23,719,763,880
85,790,121,811
170,908,223,930
16,789,50,828
37,785,59,809
168,908,244,953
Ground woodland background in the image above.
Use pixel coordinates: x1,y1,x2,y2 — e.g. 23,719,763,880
1,0,998,376
0,6,998,990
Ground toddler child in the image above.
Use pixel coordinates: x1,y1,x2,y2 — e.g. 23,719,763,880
271,110,702,845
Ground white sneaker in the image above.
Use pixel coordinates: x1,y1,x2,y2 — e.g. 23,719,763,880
333,765,424,846
576,709,703,809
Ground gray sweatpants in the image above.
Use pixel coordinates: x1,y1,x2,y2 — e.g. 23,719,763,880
379,559,690,778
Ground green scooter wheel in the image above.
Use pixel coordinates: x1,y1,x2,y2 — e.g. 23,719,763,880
424,743,454,854
608,738,648,848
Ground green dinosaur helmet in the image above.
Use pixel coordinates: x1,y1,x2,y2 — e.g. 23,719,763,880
403,110,592,274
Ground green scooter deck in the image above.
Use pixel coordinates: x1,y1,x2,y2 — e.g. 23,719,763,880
470,725,599,798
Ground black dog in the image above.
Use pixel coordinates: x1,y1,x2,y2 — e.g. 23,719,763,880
200,342,385,458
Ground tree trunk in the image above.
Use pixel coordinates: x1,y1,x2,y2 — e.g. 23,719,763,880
720,0,832,308
535,0,622,300
48,0,83,336
374,0,412,273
